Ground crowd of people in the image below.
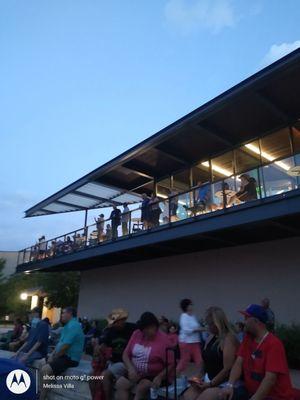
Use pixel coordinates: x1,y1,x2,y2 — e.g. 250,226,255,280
26,175,259,264
3,296,297,400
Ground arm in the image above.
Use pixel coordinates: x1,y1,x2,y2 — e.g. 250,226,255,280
251,372,277,400
123,350,139,382
13,340,28,356
53,344,70,358
21,341,42,361
221,357,243,400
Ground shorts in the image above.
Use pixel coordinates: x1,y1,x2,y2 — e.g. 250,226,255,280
107,361,127,380
49,354,79,376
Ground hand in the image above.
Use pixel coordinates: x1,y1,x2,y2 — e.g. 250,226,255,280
128,367,139,382
219,386,234,400
197,381,211,390
152,375,163,389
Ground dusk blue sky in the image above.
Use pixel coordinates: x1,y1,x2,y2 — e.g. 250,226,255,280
1,0,299,250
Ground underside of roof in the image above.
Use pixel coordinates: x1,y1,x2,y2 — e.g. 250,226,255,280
25,48,300,217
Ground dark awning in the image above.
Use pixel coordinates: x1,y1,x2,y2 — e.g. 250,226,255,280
25,48,300,217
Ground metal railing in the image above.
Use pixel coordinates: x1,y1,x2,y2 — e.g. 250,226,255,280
18,155,299,266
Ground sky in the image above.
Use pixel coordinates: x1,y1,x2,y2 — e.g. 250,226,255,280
0,0,299,251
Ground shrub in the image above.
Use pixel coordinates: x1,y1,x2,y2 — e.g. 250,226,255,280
276,324,300,370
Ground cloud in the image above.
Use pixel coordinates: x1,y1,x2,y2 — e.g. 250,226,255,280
261,40,300,67
164,0,237,35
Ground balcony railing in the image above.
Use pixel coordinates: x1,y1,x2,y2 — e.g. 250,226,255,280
17,154,300,266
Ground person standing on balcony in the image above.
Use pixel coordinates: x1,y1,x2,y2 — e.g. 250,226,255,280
149,193,161,228
177,298,203,375
110,205,121,240
141,193,150,230
95,213,105,242
121,203,130,236
38,235,47,259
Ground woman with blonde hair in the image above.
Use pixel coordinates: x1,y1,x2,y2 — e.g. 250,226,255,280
184,306,240,400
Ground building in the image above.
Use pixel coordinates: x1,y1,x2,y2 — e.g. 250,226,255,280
17,49,300,325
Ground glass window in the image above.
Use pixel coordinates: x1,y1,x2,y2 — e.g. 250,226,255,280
234,168,261,201
192,164,211,187
211,151,234,181
260,156,296,197
236,140,261,174
259,127,292,164
172,169,191,192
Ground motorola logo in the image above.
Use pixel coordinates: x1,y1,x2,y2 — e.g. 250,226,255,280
6,369,31,394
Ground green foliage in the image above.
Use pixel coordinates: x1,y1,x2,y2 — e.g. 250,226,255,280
40,271,80,309
276,324,300,369
0,268,80,319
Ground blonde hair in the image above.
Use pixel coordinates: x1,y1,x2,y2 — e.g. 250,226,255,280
205,306,235,348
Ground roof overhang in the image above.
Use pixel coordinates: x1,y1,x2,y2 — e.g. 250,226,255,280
25,48,300,217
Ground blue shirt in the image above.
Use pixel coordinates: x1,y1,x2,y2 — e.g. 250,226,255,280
198,184,211,202
24,320,49,357
55,318,84,362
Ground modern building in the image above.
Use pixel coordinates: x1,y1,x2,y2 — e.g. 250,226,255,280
17,49,300,325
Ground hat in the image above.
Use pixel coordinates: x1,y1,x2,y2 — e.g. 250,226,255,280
239,304,268,324
107,308,129,326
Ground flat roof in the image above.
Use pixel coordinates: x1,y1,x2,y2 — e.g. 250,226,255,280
25,48,300,217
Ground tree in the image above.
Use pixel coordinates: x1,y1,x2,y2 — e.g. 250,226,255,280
0,268,80,320
39,271,80,309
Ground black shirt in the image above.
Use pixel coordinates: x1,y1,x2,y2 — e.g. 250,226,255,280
202,336,224,381
100,322,136,363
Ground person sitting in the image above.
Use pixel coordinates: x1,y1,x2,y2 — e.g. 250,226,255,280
234,322,245,343
90,309,136,400
159,316,170,333
220,304,293,400
195,181,212,212
228,174,257,206
115,312,174,400
184,306,239,400
9,321,29,352
168,323,179,349
9,318,24,345
13,314,49,366
39,307,84,400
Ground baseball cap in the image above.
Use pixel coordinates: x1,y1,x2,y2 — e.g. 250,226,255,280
239,304,268,324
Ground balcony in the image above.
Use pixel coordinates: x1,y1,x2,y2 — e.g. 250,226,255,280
17,153,300,273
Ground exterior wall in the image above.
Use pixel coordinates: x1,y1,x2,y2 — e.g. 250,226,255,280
78,237,300,325
0,251,18,277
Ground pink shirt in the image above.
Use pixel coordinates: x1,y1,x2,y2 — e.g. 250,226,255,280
124,329,171,378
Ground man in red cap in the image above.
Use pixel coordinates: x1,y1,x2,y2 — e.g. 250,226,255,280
221,304,293,400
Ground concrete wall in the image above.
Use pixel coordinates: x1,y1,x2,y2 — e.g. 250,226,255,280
0,251,18,277
78,237,300,325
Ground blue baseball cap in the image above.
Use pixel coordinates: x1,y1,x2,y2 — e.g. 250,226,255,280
239,304,268,324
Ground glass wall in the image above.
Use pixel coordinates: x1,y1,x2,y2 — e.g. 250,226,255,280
19,124,300,266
